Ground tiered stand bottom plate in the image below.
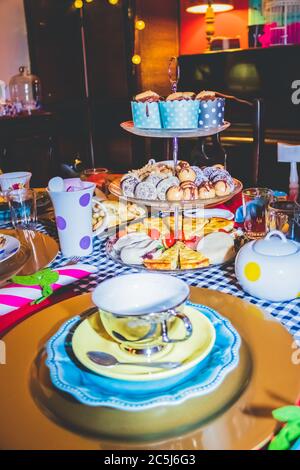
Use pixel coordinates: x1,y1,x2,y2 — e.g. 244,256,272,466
0,289,299,450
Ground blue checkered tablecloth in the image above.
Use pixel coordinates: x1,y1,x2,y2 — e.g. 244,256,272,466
31,220,300,344
2,219,300,343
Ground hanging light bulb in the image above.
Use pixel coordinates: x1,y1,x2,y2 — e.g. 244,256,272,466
108,0,119,5
132,54,142,65
86,0,93,3
135,20,146,31
74,0,83,8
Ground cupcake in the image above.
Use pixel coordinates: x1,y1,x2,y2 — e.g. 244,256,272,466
131,90,162,129
159,92,200,130
196,91,225,129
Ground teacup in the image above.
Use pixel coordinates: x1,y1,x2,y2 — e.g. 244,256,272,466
0,172,32,194
92,273,192,356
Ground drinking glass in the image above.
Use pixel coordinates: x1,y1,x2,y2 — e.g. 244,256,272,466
8,189,37,229
80,168,109,195
242,188,273,239
268,201,297,239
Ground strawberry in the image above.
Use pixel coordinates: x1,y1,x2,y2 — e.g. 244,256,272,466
148,228,161,240
163,234,176,248
184,236,201,250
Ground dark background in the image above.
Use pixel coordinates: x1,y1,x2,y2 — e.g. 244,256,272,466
1,0,299,190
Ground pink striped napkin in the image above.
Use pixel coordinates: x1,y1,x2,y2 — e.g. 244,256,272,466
0,264,97,316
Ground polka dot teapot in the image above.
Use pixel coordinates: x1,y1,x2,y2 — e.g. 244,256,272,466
235,230,300,302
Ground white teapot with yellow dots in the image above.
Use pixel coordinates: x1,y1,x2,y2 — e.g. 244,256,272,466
235,230,300,302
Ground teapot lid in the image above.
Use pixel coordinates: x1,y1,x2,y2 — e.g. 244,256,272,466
254,230,299,257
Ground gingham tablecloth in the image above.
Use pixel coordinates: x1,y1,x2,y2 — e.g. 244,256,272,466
30,220,300,344
1,218,300,343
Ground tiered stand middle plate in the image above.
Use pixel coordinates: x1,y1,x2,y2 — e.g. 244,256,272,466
108,121,243,272
115,120,240,211
109,176,243,211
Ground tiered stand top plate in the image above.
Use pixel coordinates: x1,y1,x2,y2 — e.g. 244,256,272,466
109,177,243,210
120,121,231,139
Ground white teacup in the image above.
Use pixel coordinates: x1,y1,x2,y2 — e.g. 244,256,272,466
0,172,32,193
92,273,192,355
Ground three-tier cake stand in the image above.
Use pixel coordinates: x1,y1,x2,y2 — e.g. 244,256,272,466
109,58,242,238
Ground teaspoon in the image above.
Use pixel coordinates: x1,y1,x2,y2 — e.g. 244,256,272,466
87,351,180,370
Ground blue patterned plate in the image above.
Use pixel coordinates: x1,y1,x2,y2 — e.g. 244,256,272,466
46,302,241,411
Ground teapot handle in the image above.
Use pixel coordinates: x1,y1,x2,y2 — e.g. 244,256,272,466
265,230,288,243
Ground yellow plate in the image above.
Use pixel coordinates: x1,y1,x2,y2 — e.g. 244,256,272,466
71,307,216,382
0,289,299,450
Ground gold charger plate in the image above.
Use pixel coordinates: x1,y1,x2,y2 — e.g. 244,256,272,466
0,288,299,450
1,229,59,276
109,177,243,210
71,306,216,382
0,242,31,284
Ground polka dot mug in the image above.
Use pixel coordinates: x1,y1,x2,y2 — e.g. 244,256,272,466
48,179,108,257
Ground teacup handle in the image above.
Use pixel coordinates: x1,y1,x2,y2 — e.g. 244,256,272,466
161,310,193,344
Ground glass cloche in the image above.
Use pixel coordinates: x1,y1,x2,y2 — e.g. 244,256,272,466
9,66,42,114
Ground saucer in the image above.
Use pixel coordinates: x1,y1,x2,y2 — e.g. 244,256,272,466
46,302,240,411
71,306,216,382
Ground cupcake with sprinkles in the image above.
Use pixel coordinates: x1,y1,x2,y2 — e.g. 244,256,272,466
159,92,200,130
131,90,162,129
196,91,225,129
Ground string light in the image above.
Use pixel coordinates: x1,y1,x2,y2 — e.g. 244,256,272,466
135,20,146,31
132,54,141,65
74,0,83,8
86,0,93,3
108,0,119,5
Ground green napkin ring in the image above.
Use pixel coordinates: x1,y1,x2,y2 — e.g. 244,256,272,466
12,268,60,305
268,406,300,450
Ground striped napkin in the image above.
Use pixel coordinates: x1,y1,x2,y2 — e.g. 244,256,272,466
0,264,97,316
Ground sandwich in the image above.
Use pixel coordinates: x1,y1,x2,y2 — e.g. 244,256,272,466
143,243,179,270
204,218,234,235
179,242,209,270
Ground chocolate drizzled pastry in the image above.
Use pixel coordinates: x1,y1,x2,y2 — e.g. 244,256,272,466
198,181,216,200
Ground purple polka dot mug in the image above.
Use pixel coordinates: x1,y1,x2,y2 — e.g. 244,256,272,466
48,178,108,257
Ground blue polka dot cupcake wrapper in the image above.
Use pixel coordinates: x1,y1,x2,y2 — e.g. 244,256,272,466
198,98,225,129
159,100,200,129
131,101,162,129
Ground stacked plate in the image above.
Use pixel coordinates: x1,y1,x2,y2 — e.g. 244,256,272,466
46,302,241,412
0,233,31,284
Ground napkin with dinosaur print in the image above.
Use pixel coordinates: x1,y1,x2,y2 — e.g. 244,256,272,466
0,264,97,316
